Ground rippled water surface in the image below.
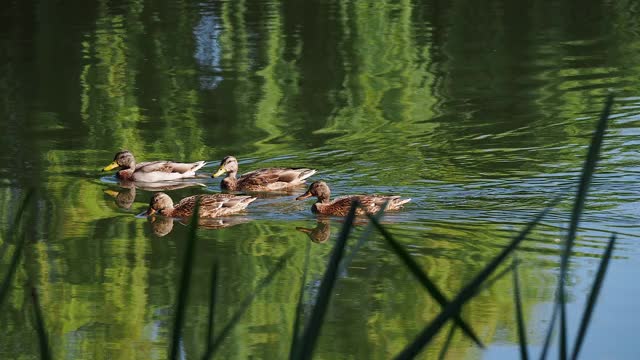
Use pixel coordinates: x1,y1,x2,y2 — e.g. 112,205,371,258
1,0,639,359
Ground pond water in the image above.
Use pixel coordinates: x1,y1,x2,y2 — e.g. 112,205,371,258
1,0,639,359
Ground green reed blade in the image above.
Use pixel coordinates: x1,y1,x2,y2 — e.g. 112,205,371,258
394,198,558,359
512,258,529,360
437,323,457,360
204,249,294,359
289,240,312,359
558,94,613,360
294,201,359,360
480,262,514,293
539,301,558,360
31,287,51,360
559,287,568,360
571,233,616,360
0,190,34,308
338,205,386,275
169,198,201,360
202,262,219,359
367,214,484,348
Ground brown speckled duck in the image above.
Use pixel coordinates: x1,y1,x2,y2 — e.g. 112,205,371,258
212,156,316,192
103,150,206,182
145,192,256,218
296,181,411,216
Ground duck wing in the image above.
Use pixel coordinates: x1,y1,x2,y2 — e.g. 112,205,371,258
239,168,316,190
359,195,411,212
137,161,206,174
174,194,256,217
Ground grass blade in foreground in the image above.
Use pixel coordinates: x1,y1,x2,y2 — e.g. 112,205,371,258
169,199,200,360
571,233,616,360
558,94,613,359
512,258,529,360
339,206,386,274
367,214,484,348
480,262,514,293
437,323,457,360
202,262,219,359
31,287,51,360
294,201,359,360
394,198,559,359
204,249,294,359
539,301,558,360
0,190,34,308
289,241,312,359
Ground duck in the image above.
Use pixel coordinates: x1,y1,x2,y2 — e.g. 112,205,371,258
295,181,411,216
145,192,256,218
212,156,316,192
102,150,206,182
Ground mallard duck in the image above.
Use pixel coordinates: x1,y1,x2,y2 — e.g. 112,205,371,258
296,181,411,216
145,192,256,218
212,156,316,192
102,150,206,182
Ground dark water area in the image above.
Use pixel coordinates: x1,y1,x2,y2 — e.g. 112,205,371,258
1,0,639,359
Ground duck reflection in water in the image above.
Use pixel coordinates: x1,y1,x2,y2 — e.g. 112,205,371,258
295,217,378,244
104,187,136,210
148,215,251,237
296,219,332,243
103,180,206,210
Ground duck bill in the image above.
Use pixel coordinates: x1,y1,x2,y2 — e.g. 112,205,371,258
296,227,313,234
103,189,119,198
212,167,227,178
296,191,312,201
145,208,156,216
102,161,119,171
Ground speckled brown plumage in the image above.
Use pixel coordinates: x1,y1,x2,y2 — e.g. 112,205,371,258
145,192,256,218
296,181,411,216
213,156,316,192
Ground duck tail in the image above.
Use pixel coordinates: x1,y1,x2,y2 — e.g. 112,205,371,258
192,161,207,172
298,169,317,181
394,198,412,208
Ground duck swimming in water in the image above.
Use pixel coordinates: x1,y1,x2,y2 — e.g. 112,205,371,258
102,150,206,182
212,156,316,192
296,181,411,216
145,192,256,218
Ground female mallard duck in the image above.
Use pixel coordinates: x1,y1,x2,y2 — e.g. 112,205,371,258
145,192,257,218
102,150,206,182
212,156,316,192
296,181,411,216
